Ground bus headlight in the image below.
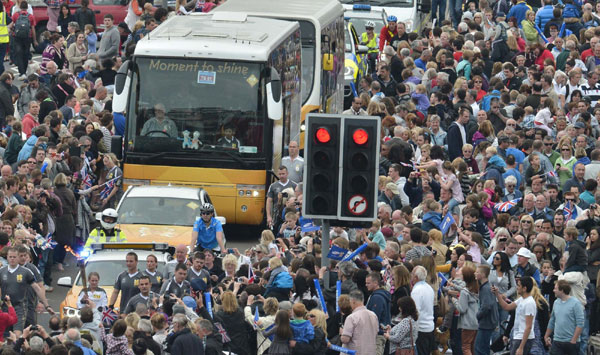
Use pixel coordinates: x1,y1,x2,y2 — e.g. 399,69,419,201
238,185,264,198
64,307,80,317
405,20,414,32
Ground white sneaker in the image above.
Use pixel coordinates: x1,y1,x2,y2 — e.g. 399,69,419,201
18,74,27,81
44,284,53,292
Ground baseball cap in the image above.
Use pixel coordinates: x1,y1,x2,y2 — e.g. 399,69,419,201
182,296,197,309
498,135,510,143
517,247,531,258
496,11,506,18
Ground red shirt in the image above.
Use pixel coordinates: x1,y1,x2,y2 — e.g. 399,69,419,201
0,306,17,341
582,47,593,64
22,113,39,137
11,11,36,38
535,49,555,71
379,25,398,51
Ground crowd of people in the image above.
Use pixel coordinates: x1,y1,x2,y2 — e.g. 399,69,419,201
0,0,599,353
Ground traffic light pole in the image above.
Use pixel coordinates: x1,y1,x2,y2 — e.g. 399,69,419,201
321,219,330,286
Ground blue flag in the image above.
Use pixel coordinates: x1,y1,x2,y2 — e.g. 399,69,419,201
41,161,48,174
341,243,368,262
327,245,349,261
253,306,259,329
438,272,448,298
439,213,456,235
299,217,320,233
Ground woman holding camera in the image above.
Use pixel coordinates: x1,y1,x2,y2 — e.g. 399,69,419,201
0,295,17,341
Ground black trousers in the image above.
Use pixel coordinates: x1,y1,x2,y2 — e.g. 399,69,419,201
416,330,435,355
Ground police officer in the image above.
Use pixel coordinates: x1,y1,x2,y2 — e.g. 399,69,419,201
190,203,225,253
0,247,53,335
84,208,127,252
361,21,379,74
108,251,141,312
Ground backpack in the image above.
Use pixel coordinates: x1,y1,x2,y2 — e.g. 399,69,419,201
14,13,31,39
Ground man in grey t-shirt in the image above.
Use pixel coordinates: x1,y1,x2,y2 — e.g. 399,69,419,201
18,246,43,328
280,141,304,183
97,14,120,62
0,247,53,334
109,252,141,312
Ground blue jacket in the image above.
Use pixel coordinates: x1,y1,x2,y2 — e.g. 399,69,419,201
422,211,442,232
507,1,532,28
480,90,501,111
17,135,38,162
535,5,554,30
366,288,391,334
291,319,314,343
563,3,581,19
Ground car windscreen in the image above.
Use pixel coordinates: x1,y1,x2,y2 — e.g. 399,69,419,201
76,260,166,286
117,196,201,226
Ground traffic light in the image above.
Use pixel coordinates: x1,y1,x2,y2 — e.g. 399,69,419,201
339,116,380,220
302,115,341,219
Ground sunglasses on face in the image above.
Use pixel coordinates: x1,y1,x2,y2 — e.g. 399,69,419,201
201,212,212,215
522,220,531,224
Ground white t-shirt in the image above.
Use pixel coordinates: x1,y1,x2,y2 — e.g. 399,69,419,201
513,296,537,340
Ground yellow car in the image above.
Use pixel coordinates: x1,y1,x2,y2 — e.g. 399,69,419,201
115,185,226,248
57,243,172,317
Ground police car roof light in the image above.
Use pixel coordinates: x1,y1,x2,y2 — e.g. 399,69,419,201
90,242,169,251
353,4,371,11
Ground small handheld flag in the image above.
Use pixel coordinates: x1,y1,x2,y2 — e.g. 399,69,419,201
248,265,255,284
253,306,259,329
439,213,456,235
327,245,349,261
41,161,48,174
494,198,522,212
564,201,578,220
101,307,118,327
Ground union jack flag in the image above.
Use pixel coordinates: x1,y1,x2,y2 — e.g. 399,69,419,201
82,172,93,189
100,178,117,200
564,201,578,220
248,265,255,284
101,307,118,327
253,306,259,330
214,322,230,343
547,170,557,178
494,198,522,212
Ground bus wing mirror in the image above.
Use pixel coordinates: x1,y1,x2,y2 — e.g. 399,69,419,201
266,67,282,120
322,53,333,71
113,60,131,114
357,45,369,54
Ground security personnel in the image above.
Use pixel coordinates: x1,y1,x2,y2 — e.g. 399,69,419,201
84,208,127,252
0,8,9,76
361,20,379,74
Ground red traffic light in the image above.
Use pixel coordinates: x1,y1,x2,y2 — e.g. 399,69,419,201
353,129,368,145
315,127,331,143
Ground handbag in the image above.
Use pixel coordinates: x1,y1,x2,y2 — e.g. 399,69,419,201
395,319,415,355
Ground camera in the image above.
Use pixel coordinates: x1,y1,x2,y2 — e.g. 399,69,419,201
282,192,289,198
228,248,234,254
237,277,244,282
31,326,38,331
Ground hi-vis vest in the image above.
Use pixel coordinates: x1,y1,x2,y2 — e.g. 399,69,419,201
0,12,8,44
361,32,378,54
84,228,127,251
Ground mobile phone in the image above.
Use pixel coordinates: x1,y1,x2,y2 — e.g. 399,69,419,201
228,248,234,254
